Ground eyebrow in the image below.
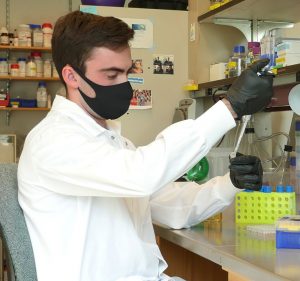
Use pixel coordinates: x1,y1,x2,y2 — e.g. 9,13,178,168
101,66,133,74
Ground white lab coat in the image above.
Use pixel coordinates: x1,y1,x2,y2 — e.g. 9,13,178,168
18,95,238,281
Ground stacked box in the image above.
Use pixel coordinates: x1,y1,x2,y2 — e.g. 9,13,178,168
235,190,296,224
276,215,300,249
275,39,300,67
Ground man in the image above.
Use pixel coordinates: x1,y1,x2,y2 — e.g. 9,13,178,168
18,11,273,281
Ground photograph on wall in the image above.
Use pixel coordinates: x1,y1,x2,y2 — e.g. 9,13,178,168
130,89,152,109
153,55,174,75
121,18,153,49
129,59,143,74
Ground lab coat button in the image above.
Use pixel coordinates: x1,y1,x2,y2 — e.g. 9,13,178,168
111,136,115,140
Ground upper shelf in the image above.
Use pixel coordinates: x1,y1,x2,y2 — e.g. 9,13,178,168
0,46,51,51
0,75,60,81
198,0,300,23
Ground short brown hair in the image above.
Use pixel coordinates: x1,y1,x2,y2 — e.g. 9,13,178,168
52,10,134,81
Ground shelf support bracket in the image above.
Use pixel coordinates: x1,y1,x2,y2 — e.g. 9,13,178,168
213,18,252,41
69,0,73,12
5,110,11,126
255,20,294,41
5,0,10,31
213,18,294,42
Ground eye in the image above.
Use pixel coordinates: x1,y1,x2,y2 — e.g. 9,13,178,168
106,72,118,80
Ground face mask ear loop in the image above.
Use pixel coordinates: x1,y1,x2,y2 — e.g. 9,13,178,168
71,66,99,88
71,66,97,98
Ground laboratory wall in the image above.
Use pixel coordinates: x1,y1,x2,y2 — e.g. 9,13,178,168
88,6,189,145
0,0,189,157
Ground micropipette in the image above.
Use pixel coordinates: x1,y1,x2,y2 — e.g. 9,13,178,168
229,68,275,159
230,114,251,159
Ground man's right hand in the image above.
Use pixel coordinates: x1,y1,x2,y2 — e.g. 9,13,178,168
226,59,274,119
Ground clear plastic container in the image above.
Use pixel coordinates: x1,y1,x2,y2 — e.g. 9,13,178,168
230,45,246,76
227,61,237,78
36,81,48,108
31,24,43,47
206,147,232,179
18,24,31,47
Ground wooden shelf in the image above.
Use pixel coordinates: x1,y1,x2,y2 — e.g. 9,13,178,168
0,45,51,51
198,0,300,23
0,75,60,81
0,107,50,111
197,63,300,90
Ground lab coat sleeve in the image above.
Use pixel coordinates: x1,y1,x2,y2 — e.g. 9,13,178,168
150,173,240,229
19,100,236,197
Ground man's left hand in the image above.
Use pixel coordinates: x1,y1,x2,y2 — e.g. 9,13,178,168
229,153,263,190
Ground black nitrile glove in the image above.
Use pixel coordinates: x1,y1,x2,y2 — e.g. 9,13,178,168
226,59,274,119
229,153,263,191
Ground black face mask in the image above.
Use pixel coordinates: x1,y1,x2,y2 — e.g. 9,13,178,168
75,67,133,120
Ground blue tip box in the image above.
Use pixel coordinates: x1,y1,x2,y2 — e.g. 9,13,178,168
276,215,300,249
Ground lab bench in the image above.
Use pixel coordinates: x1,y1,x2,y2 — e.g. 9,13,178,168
154,202,300,281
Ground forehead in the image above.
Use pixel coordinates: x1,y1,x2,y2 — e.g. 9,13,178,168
86,46,132,69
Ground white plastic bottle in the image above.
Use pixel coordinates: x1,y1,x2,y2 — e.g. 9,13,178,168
0,58,8,75
0,26,9,45
36,81,48,108
8,57,17,74
26,57,37,77
13,29,18,46
42,23,53,48
17,58,26,77
18,24,31,47
31,52,43,77
43,59,52,77
31,24,43,47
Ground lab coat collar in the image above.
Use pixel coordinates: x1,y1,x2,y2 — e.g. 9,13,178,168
51,95,121,137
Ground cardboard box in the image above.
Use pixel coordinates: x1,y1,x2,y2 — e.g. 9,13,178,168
0,134,16,163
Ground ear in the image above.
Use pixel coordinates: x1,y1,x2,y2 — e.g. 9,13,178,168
62,65,80,89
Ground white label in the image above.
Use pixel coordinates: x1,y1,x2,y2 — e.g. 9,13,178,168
33,32,43,47
43,33,52,48
43,61,52,77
